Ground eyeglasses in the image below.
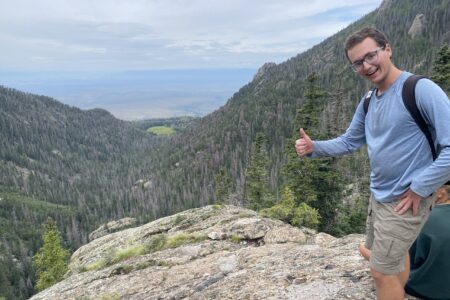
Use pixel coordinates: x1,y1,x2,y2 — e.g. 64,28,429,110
350,46,385,72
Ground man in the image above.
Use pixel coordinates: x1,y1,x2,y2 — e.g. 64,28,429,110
295,27,450,300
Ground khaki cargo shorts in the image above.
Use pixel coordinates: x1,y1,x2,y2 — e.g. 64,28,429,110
364,193,435,275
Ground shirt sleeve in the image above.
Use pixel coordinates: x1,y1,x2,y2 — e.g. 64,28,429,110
410,79,450,197
311,98,367,158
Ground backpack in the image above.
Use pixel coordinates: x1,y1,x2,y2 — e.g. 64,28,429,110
363,75,450,185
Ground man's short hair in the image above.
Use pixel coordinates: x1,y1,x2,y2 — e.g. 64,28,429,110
344,27,389,60
443,185,450,194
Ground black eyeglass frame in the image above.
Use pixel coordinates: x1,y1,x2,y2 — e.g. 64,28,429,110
350,46,385,72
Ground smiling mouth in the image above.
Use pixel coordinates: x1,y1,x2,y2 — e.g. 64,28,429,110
366,68,378,77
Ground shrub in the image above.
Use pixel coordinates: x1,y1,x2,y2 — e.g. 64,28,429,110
260,187,320,229
291,203,320,229
145,234,168,253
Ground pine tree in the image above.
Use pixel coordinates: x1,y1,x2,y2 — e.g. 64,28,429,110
214,167,232,204
431,44,450,94
281,73,343,233
33,218,69,291
244,133,273,211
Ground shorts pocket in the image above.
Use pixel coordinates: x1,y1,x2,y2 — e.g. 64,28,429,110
385,237,408,260
371,236,409,274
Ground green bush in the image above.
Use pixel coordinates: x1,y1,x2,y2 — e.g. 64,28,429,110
260,203,291,223
173,215,187,226
291,203,320,229
145,234,168,253
260,187,320,229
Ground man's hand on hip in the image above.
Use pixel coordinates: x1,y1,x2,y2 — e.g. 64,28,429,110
295,128,313,157
395,189,422,216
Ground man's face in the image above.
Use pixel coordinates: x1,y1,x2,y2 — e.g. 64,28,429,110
347,37,392,85
436,187,449,204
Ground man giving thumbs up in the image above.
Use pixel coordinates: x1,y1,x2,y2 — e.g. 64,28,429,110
296,27,450,300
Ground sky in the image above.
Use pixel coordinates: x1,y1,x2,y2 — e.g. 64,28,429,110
0,0,383,119
0,0,382,71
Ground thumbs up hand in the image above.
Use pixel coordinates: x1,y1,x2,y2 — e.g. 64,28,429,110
295,128,313,157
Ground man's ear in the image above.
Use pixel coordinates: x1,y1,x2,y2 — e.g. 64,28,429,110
385,43,392,59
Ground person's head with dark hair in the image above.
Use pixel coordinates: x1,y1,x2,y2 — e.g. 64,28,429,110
344,27,389,60
344,26,398,92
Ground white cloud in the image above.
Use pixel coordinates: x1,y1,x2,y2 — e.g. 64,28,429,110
0,0,382,71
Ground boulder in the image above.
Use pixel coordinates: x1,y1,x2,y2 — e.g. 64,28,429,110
88,217,137,241
408,14,426,39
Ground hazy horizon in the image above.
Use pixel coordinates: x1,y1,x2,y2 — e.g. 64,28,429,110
0,68,257,120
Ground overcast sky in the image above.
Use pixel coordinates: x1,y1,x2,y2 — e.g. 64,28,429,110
0,0,382,72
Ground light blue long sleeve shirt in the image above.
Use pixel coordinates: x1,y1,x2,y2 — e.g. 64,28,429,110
311,72,450,202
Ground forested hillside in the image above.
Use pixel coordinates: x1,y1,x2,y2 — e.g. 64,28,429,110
0,0,449,298
0,88,163,299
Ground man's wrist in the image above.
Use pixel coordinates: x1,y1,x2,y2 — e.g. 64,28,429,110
409,185,428,198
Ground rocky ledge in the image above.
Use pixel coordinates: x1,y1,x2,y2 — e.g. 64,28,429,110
31,205,380,300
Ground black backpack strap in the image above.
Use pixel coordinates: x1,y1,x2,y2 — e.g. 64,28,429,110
402,75,436,160
363,88,377,115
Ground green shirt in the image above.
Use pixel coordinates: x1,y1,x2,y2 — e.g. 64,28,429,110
405,204,450,300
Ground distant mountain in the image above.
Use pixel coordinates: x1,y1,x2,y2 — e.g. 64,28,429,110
1,0,449,298
0,69,256,120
